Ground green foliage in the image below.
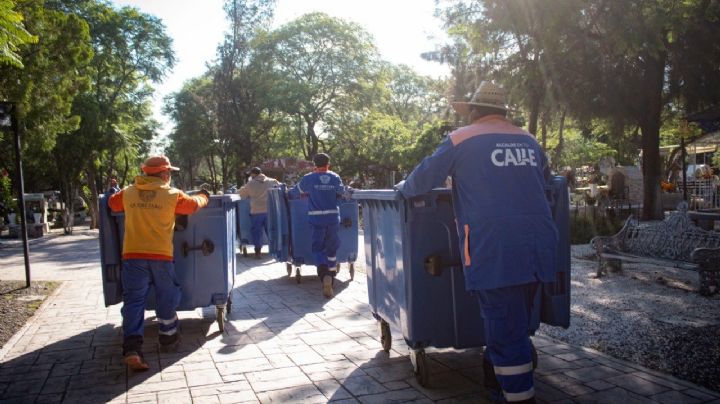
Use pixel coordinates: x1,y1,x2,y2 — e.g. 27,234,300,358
0,172,15,213
330,111,414,187
258,12,380,159
0,0,38,68
548,127,618,169
0,0,92,166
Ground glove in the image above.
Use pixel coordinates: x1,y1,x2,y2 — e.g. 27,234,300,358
342,187,355,200
198,189,211,199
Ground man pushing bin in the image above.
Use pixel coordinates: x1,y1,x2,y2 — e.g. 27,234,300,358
292,153,345,298
238,167,280,259
108,155,209,371
396,82,557,404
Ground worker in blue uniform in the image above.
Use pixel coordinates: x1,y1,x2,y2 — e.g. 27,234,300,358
294,153,345,298
396,82,557,404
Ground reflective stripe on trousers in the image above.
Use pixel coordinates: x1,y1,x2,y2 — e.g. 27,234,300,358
308,209,339,215
475,282,539,402
312,222,340,277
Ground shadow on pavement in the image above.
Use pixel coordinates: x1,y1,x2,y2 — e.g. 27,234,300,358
0,318,216,403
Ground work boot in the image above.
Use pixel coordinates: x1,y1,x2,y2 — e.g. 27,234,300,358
322,275,334,298
123,351,149,372
159,333,180,353
254,248,262,259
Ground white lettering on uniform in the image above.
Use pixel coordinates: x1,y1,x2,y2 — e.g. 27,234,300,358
491,147,538,167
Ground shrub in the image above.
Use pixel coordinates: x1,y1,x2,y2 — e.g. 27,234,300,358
570,213,624,244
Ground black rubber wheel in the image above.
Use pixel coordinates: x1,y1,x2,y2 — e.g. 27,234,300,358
413,350,429,387
242,246,248,257
286,263,292,277
349,263,355,281
216,306,225,332
295,268,301,284
226,298,232,315
380,320,391,353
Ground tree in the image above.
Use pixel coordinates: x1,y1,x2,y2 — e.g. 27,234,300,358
0,0,38,68
258,12,380,159
438,0,720,220
0,0,92,195
49,0,174,231
164,77,217,190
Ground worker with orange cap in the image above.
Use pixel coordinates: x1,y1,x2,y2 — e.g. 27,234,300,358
108,155,209,372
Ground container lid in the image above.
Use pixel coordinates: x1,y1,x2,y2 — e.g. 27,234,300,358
351,189,402,201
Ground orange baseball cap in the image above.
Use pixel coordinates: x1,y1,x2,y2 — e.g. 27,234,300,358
141,155,180,174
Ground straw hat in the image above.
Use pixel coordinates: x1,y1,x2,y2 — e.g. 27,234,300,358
451,82,513,115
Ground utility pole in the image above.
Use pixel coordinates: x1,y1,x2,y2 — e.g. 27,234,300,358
0,101,32,288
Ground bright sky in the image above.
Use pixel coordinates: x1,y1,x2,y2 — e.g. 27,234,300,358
109,0,449,138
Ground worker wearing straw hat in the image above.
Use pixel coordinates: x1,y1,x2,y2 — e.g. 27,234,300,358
396,82,557,404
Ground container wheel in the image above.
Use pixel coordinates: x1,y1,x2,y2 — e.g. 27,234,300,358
286,263,292,277
349,263,355,281
295,268,301,284
242,246,248,257
216,305,225,332
380,320,391,353
226,298,232,315
412,349,429,387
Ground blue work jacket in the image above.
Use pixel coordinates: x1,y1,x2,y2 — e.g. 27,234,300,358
296,168,344,225
397,115,558,290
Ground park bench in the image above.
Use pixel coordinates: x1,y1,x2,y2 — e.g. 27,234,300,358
590,202,720,296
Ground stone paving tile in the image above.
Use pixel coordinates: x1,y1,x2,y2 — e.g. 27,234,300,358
337,374,388,396
649,390,703,404
584,379,615,391
606,373,672,397
245,366,313,392
255,384,326,403
574,386,656,403
185,368,223,387
356,387,427,403
314,379,353,400
2,245,720,403
157,388,191,403
564,364,626,382
405,370,484,401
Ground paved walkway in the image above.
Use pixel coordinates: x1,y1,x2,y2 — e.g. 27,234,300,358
1,230,719,403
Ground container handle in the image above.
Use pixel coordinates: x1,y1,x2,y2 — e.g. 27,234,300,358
181,239,214,257
424,254,461,276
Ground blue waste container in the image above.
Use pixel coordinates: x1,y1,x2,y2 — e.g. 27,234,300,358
98,193,240,331
266,185,359,282
351,176,570,386
236,198,268,257
267,186,290,263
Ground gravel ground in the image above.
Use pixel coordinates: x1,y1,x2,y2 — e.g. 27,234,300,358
0,280,60,350
538,244,720,392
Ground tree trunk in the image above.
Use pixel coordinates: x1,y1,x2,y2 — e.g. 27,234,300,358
554,109,567,170
527,89,541,136
540,113,548,150
639,51,666,221
84,167,100,229
305,116,319,158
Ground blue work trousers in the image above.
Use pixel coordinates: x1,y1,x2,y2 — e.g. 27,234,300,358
311,222,340,279
121,259,181,354
250,213,268,252
475,282,539,402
